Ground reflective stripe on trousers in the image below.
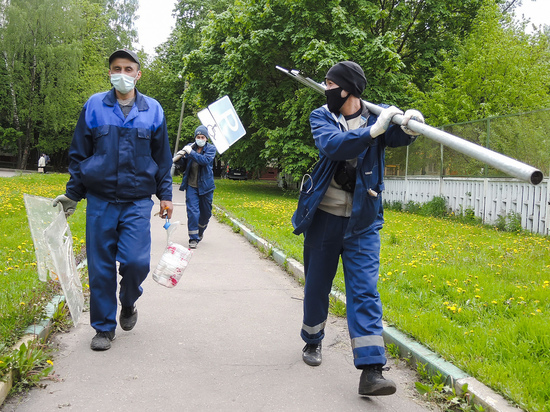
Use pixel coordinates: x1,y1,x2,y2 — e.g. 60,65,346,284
185,186,213,241
301,209,387,367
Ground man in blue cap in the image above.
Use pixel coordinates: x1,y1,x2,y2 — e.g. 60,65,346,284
173,125,217,249
53,48,173,351
292,60,424,396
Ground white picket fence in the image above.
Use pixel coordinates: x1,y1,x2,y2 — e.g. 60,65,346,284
383,176,550,235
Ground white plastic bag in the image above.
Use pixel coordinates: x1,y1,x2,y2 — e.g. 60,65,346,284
24,194,84,325
151,221,192,288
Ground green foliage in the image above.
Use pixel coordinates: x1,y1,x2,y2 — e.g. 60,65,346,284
413,1,550,126
0,0,138,169
329,295,346,317
415,374,485,412
0,341,54,393
0,0,84,167
383,200,403,212
403,200,423,214
0,126,23,153
50,301,73,334
420,196,448,218
495,211,522,232
386,343,400,359
456,206,482,225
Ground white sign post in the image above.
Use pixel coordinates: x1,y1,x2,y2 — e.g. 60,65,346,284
197,95,246,154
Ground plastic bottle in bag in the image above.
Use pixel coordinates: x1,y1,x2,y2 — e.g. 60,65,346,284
151,221,193,288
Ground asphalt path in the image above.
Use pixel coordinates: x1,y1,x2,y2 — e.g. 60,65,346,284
1,181,432,412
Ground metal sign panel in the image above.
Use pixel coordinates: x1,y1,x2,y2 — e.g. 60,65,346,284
198,95,246,154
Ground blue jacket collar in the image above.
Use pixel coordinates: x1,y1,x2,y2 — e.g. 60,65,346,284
103,88,149,111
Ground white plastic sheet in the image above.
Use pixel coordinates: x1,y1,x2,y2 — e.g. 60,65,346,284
24,194,84,325
24,194,61,281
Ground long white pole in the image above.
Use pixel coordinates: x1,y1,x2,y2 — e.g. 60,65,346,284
276,66,543,185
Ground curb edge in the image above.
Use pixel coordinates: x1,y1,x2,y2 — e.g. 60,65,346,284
0,295,66,407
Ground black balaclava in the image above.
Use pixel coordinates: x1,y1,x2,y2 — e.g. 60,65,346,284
324,61,367,113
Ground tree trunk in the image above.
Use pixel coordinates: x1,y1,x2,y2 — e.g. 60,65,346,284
20,39,38,170
2,49,23,167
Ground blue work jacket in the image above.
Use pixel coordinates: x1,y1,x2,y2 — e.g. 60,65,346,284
292,102,416,237
66,88,173,202
178,142,217,195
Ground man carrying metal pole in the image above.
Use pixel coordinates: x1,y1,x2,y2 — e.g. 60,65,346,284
292,61,424,396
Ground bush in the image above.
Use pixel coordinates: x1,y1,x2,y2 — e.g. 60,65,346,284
421,196,448,218
457,206,482,225
495,211,522,232
384,200,403,211
403,200,422,214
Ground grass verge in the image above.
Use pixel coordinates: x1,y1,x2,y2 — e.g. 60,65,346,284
0,173,86,392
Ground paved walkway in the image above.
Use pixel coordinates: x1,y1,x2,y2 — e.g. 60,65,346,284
1,184,431,412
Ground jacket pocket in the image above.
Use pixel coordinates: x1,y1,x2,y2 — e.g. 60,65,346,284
136,128,151,156
91,125,110,154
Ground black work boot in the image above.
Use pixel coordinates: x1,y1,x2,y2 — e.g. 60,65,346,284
90,331,116,351
302,343,322,366
119,305,138,331
358,364,397,396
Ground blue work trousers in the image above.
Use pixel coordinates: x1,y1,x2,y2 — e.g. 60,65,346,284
185,186,213,241
86,195,154,332
301,209,386,368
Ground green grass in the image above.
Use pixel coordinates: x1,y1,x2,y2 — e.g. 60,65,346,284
0,173,86,353
211,179,550,412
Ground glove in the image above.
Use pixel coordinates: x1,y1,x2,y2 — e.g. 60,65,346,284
183,145,192,155
369,106,404,138
52,194,78,217
173,149,187,162
401,109,424,136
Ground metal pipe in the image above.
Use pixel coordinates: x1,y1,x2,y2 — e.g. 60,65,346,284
276,66,544,185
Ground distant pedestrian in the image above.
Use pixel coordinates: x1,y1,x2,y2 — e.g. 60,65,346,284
292,60,424,397
38,154,46,173
173,125,216,249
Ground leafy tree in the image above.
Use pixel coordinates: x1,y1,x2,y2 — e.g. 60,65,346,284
182,0,410,178
102,0,139,51
0,0,84,169
0,0,138,169
412,0,550,125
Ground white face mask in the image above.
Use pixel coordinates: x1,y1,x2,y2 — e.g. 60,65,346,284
195,138,206,147
110,73,137,94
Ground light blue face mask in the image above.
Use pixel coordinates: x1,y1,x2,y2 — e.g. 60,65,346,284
195,138,206,147
110,73,137,94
